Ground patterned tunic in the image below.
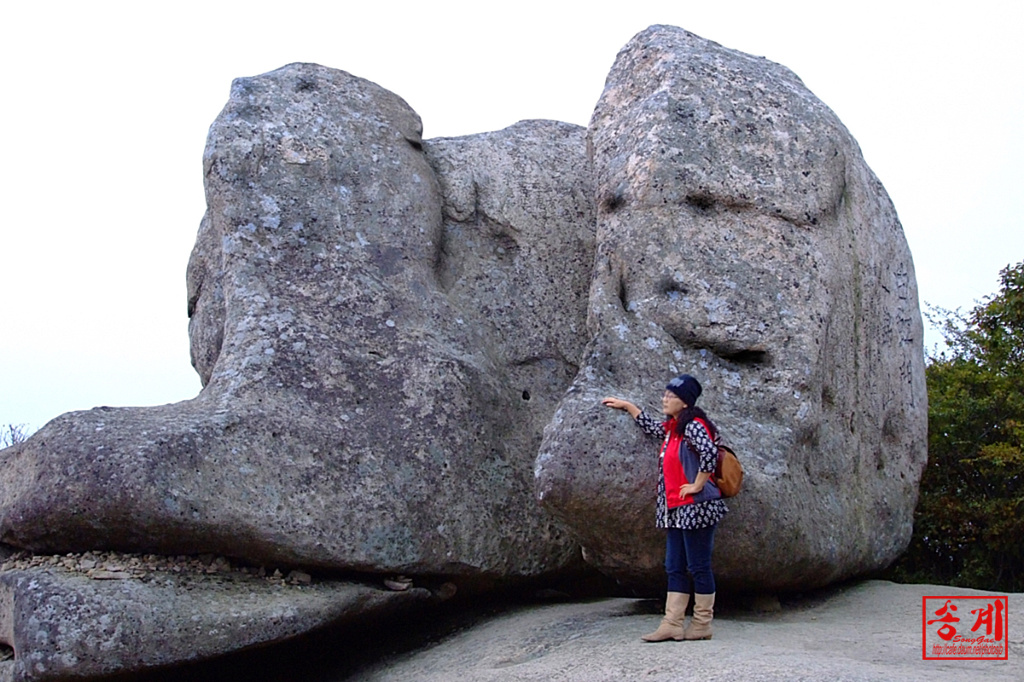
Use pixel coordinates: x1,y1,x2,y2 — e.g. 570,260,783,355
636,410,729,530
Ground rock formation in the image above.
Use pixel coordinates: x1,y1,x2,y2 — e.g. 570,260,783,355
0,24,927,681
0,559,428,682
535,26,927,591
0,65,588,579
0,65,596,681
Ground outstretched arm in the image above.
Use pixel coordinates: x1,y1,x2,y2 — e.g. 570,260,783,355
601,397,641,418
603,397,665,439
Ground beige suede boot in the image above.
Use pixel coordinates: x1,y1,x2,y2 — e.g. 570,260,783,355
683,592,715,640
641,591,689,642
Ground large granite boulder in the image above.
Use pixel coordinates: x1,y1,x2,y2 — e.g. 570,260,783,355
0,65,591,580
534,26,928,592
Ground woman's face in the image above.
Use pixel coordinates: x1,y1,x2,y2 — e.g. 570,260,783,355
662,391,686,418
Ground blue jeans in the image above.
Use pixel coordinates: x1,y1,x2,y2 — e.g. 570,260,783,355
665,525,716,594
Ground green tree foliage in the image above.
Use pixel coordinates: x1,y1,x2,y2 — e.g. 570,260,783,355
890,261,1024,591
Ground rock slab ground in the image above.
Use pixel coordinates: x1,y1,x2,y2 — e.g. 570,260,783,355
358,581,1022,682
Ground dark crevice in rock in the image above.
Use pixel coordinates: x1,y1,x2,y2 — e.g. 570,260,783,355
685,192,715,211
432,223,456,292
187,286,200,319
683,186,828,229
663,328,771,367
718,347,769,365
882,411,901,441
616,272,629,312
657,276,688,297
601,182,626,212
656,313,775,372
512,353,573,370
796,425,820,448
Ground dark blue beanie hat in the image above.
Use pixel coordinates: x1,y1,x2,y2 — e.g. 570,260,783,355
666,374,702,406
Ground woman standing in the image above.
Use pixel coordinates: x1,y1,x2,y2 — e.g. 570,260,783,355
602,374,727,641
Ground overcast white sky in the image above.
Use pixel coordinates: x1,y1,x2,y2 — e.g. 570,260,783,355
2,1,1022,433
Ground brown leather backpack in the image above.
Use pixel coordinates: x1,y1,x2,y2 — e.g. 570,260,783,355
693,417,743,498
715,444,743,498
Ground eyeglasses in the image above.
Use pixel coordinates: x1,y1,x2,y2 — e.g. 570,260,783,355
663,391,682,401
